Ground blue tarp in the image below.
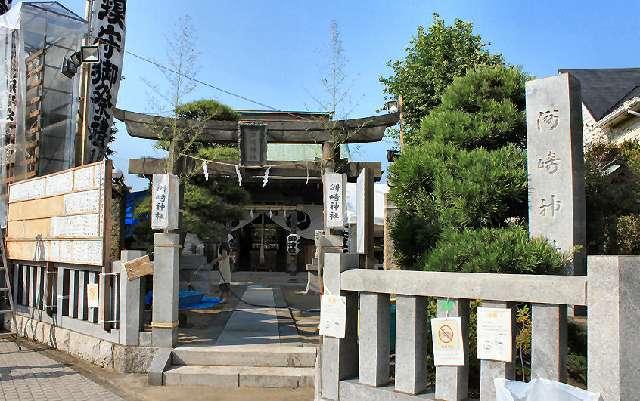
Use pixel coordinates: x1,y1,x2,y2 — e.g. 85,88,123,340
124,190,149,238
144,290,222,310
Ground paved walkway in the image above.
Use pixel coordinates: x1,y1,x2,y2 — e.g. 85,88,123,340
0,340,122,401
215,285,280,346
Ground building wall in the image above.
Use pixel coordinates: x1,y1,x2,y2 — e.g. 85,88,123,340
609,116,640,144
582,105,607,145
582,103,640,146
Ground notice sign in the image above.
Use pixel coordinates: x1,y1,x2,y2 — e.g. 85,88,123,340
319,294,347,338
87,283,99,309
477,307,513,362
431,317,465,366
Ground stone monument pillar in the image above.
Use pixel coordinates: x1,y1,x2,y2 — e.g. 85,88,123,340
525,73,586,276
526,73,585,377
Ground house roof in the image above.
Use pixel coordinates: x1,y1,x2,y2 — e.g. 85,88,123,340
559,68,640,121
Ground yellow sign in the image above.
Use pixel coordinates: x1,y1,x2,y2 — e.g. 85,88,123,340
431,317,464,366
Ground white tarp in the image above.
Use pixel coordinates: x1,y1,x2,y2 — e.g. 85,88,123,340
495,378,601,401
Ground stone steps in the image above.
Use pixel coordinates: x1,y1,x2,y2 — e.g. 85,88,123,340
172,345,317,367
164,365,315,388
163,345,317,388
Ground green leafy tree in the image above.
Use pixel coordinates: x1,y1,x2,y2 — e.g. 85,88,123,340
585,140,640,254
380,14,503,132
134,99,249,248
389,64,565,273
414,66,528,148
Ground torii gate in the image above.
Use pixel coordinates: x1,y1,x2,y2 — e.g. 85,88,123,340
115,108,398,179
114,107,398,347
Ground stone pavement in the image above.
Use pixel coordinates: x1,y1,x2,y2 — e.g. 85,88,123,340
0,340,123,401
215,285,281,346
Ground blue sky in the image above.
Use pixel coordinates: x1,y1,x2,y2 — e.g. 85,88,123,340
54,0,639,190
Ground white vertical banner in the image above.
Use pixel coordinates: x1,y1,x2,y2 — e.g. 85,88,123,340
151,174,180,231
323,173,346,229
87,0,126,162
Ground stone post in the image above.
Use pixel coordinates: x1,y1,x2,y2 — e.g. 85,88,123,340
152,233,180,348
320,252,358,400
118,250,145,345
531,304,567,381
435,299,469,401
587,256,640,401
359,292,390,387
395,295,427,394
479,301,516,401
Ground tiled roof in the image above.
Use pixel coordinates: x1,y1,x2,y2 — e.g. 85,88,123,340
559,68,640,121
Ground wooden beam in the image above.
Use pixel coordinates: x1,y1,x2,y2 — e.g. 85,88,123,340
128,157,382,180
114,108,398,144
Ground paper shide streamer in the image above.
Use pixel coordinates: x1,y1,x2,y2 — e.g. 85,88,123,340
202,161,208,181
235,165,242,186
262,167,271,188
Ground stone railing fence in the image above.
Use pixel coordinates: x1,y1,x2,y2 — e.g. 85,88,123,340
8,250,149,346
320,253,640,401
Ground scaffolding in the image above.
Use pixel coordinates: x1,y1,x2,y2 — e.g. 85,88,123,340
0,2,86,225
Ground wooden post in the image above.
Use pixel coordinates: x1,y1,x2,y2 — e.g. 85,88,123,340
98,161,113,330
322,142,340,172
398,95,404,149
75,0,93,166
383,193,398,270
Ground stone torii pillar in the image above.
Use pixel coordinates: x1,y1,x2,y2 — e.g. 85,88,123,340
150,174,181,348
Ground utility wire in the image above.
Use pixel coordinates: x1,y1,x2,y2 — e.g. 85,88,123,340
124,49,323,123
89,34,336,123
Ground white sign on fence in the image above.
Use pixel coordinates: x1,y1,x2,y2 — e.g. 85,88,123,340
323,173,346,229
151,173,179,231
431,317,465,366
477,307,513,362
319,294,347,339
87,283,99,308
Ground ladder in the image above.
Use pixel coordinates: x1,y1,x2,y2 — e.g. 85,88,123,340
0,228,19,350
